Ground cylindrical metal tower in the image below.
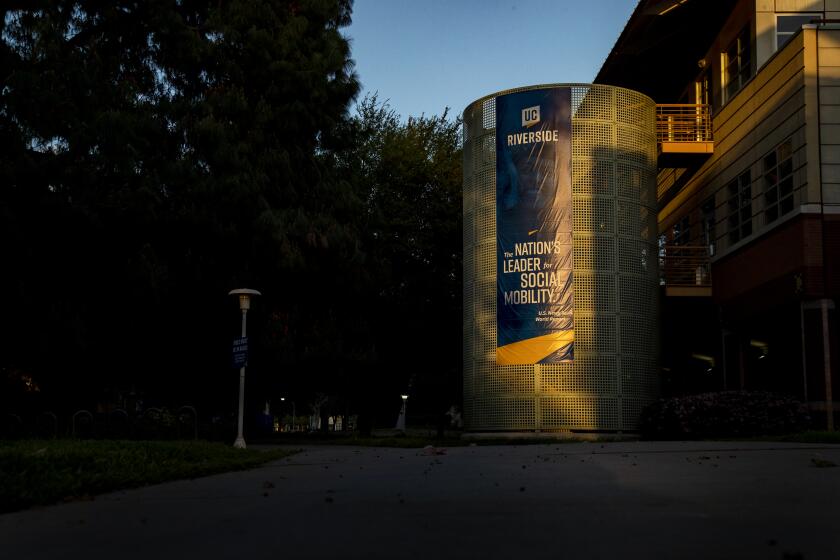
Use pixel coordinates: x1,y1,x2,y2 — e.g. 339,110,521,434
463,84,659,432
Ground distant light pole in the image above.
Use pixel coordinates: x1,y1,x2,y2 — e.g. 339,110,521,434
395,394,408,432
280,396,297,432
229,288,261,449
280,397,285,431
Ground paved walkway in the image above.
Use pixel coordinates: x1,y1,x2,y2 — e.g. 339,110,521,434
2,441,839,559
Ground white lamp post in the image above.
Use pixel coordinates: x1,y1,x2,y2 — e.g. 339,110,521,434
229,288,261,449
395,394,408,432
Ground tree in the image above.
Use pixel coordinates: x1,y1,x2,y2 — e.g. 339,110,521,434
334,96,464,426
1,3,464,429
0,1,360,412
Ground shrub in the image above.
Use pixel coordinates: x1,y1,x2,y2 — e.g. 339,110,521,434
639,391,810,439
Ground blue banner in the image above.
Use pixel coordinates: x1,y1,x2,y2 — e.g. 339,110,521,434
496,88,573,365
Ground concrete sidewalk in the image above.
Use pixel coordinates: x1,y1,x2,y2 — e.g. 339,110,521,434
2,441,839,559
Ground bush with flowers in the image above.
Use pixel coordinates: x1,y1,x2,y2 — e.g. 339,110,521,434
639,391,810,439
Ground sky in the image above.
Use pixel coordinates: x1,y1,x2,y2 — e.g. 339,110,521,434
344,0,639,120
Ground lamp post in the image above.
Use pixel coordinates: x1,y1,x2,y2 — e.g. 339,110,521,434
229,288,261,449
280,397,285,431
395,394,408,432
280,397,297,432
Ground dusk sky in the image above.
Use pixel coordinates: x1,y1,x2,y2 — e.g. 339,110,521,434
345,0,638,119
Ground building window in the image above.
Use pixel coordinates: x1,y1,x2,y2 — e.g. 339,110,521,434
763,139,794,224
722,27,751,104
673,215,690,246
701,197,716,256
726,170,752,245
776,14,820,50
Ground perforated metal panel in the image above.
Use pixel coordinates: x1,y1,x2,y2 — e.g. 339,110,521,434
463,84,659,432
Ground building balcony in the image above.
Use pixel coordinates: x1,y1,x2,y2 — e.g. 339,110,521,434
656,104,714,168
661,244,712,297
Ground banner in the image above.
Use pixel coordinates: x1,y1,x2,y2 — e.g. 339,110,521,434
496,88,574,365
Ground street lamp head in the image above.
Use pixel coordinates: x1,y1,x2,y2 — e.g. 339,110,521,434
228,288,261,310
401,394,409,401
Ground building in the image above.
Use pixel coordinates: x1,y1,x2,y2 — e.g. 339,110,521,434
595,0,839,427
462,84,659,432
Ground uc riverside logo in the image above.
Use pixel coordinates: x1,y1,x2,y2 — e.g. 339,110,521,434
508,104,557,146
522,105,540,128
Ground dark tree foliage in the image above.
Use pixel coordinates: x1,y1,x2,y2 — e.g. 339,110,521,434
334,96,463,425
0,2,463,427
0,1,361,412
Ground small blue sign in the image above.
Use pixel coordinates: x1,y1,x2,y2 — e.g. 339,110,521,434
232,336,248,368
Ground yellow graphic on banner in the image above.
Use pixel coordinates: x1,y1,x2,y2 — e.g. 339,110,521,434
496,330,575,365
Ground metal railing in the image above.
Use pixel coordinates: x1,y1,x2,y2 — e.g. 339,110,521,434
661,245,712,287
656,104,712,143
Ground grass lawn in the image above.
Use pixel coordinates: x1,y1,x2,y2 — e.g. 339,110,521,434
0,440,297,513
250,431,622,448
253,430,840,447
